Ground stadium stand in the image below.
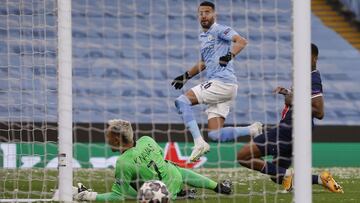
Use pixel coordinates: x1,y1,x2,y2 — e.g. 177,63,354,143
339,0,360,21
0,0,359,125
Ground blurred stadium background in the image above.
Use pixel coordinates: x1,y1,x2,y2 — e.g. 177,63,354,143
0,0,359,202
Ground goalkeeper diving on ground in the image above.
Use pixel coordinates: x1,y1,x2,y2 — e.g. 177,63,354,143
71,119,232,201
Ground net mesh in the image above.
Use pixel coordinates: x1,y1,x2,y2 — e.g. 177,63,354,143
0,0,57,200
0,0,295,201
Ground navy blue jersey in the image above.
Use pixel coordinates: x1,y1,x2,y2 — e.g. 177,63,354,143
280,70,323,126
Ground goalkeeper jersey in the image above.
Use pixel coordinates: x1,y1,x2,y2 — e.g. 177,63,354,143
99,136,183,200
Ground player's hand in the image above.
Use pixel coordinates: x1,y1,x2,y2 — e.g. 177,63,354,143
273,86,291,95
73,183,97,201
219,52,235,67
171,72,191,89
284,92,293,106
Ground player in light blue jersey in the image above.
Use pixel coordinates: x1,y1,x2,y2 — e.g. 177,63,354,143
171,1,262,162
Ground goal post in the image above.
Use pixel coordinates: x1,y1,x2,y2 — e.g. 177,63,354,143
57,0,73,201
0,0,317,202
293,0,312,202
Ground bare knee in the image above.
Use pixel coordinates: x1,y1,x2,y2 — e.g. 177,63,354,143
237,143,262,167
237,144,251,166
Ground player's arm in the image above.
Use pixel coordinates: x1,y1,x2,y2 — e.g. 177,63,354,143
273,86,292,106
273,86,324,119
171,60,206,89
311,78,324,119
230,34,247,56
312,94,324,119
95,183,137,202
219,29,248,67
188,60,206,78
95,162,138,201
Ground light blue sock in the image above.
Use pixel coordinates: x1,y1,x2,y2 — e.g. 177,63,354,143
175,95,201,140
208,126,250,142
186,120,201,139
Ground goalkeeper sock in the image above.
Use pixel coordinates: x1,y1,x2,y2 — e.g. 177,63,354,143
208,126,250,142
175,95,202,141
178,167,217,190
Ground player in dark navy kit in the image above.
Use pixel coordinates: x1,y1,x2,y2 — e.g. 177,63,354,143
237,44,343,193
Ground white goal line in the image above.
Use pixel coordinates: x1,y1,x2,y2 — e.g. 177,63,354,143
0,199,53,202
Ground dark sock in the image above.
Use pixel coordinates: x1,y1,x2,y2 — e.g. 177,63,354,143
271,177,283,185
312,175,320,185
260,162,286,176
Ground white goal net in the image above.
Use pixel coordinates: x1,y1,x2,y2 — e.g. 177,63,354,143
0,0,300,202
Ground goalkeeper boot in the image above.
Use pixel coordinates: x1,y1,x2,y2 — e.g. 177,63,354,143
177,188,196,199
189,141,210,162
320,171,344,193
249,122,263,138
282,172,294,192
77,183,88,193
214,180,232,195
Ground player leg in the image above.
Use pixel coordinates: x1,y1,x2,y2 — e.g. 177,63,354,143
207,105,262,141
204,83,262,142
178,167,232,195
237,126,292,182
277,156,344,192
174,85,208,160
278,157,343,192
208,115,263,142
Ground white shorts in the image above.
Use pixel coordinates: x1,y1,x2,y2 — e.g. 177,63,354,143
191,80,238,120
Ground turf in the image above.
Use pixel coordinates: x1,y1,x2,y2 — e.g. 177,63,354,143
0,168,359,202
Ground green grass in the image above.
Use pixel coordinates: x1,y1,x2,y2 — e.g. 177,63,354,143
1,168,359,202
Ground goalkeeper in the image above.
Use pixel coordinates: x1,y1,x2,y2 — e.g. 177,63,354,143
73,119,231,201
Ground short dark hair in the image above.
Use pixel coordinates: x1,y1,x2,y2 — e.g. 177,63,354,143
199,1,215,10
311,43,319,56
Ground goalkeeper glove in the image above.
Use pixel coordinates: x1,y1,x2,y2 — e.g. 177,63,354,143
171,72,191,89
219,52,235,67
73,183,97,201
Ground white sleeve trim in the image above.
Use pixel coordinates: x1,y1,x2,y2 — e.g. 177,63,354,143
311,93,323,99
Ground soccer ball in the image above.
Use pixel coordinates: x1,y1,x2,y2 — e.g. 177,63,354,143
138,180,170,203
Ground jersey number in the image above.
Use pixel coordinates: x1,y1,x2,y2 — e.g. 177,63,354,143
147,160,162,180
203,82,212,89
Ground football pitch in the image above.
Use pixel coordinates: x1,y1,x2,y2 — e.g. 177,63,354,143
0,168,359,202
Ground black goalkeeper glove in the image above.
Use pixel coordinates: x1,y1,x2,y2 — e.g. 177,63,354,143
219,52,235,67
171,72,191,89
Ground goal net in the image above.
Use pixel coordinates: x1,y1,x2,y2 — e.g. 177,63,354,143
0,0,302,202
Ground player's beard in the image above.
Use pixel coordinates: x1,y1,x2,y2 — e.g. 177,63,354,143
201,18,214,29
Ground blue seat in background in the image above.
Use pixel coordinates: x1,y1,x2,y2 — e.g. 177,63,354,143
0,0,359,125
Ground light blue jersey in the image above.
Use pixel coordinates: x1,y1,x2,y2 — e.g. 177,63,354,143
199,23,240,84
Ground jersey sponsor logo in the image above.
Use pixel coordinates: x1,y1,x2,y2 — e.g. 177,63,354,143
163,142,207,169
207,34,215,41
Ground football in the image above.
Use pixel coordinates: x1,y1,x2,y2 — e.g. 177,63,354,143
138,180,170,203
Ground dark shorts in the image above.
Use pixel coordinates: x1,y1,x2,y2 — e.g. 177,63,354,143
253,125,293,169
